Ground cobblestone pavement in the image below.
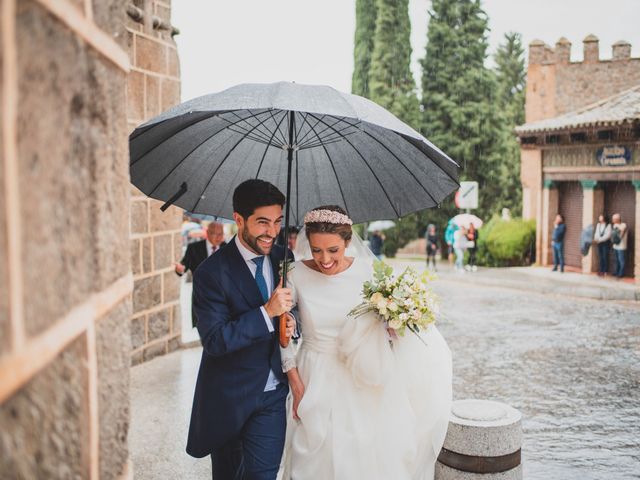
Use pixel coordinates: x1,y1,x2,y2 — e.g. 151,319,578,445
130,260,640,479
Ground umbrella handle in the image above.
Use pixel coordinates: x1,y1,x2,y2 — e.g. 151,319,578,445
279,313,290,348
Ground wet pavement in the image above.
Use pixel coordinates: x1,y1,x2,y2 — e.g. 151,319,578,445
130,261,640,479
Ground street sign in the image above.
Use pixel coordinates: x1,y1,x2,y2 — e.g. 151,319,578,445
455,181,478,209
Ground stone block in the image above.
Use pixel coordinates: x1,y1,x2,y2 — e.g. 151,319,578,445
127,30,135,64
154,3,171,23
145,73,161,118
142,237,152,273
131,350,144,366
96,300,131,480
127,69,145,121
171,304,181,333
0,336,88,478
91,0,128,48
131,238,142,275
16,2,127,335
149,200,181,231
131,314,146,349
131,200,148,234
168,334,181,353
160,77,180,110
135,35,167,73
174,232,183,262
153,233,172,270
168,47,180,78
148,308,170,340
143,341,166,361
163,271,180,302
0,16,8,355
133,274,161,313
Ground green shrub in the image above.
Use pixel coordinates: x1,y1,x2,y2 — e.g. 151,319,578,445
477,217,535,266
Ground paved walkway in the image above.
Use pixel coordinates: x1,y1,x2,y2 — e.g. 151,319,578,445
391,257,640,302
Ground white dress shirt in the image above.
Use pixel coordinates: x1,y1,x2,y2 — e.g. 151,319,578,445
206,240,220,257
234,235,280,392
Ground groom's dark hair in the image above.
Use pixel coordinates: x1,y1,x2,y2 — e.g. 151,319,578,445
233,179,286,219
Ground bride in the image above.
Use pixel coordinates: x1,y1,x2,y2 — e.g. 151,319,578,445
279,205,452,480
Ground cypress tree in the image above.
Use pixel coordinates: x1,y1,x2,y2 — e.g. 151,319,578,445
368,0,420,126
494,32,526,214
420,0,504,221
352,0,377,98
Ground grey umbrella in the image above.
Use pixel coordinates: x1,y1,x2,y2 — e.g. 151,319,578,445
130,82,460,343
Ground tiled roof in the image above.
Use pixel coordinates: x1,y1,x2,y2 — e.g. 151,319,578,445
515,84,640,134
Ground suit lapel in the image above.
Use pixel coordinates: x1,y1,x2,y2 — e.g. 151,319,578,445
225,239,264,307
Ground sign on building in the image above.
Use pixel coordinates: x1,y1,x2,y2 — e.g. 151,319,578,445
455,181,479,209
596,145,631,166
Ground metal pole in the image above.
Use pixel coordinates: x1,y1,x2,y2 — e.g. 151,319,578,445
279,111,295,347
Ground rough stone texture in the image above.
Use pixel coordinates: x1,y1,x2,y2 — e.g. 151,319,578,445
133,275,161,313
142,237,152,273
168,47,180,78
143,341,166,362
435,463,522,480
135,35,166,73
131,315,146,350
127,70,145,121
96,300,131,480
442,400,522,457
160,77,180,110
145,74,161,118
163,271,179,303
131,199,148,234
16,2,128,335
0,4,9,356
167,335,181,353
0,337,89,478
172,304,181,334
147,308,170,341
149,202,181,231
131,238,142,275
153,233,172,270
91,0,128,48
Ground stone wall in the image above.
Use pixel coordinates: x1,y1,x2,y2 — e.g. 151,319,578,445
0,0,132,478
526,36,640,123
126,0,183,365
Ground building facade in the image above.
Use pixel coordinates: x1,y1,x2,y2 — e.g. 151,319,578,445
518,36,640,281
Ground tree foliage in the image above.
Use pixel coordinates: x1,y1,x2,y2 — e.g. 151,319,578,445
352,0,377,98
368,0,420,126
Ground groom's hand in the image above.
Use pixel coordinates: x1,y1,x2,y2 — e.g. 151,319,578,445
264,284,293,318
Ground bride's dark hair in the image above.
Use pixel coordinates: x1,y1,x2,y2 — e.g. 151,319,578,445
304,205,353,243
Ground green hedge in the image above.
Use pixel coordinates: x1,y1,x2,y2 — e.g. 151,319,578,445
477,217,536,266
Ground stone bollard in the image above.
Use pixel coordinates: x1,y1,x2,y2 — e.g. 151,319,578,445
435,399,522,479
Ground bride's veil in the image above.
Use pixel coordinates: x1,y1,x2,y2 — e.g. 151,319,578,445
293,227,378,264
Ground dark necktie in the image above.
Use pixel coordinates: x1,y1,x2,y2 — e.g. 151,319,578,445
252,256,269,303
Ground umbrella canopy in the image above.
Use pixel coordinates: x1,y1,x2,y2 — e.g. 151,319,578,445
367,220,396,232
129,82,460,225
452,213,483,229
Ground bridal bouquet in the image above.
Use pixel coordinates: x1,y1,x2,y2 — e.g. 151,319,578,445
348,261,438,340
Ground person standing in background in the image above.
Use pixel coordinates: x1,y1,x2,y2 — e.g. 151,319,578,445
466,224,478,272
425,224,438,271
444,219,459,265
593,214,611,277
453,226,468,272
551,214,566,273
611,213,628,278
369,230,385,260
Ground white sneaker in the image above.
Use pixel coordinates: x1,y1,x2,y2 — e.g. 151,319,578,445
472,265,478,272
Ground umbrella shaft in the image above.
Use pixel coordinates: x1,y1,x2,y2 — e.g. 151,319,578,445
282,111,295,286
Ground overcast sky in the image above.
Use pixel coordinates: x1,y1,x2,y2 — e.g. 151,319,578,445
173,0,640,101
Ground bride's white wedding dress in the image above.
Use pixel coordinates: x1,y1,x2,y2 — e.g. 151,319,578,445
279,258,452,480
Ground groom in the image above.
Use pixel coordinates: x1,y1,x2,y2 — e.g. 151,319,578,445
186,179,295,480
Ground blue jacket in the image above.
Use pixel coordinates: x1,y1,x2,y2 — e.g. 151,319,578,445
186,239,288,457
445,220,459,245
552,224,566,243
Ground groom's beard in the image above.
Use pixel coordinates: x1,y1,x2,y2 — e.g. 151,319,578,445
241,228,275,256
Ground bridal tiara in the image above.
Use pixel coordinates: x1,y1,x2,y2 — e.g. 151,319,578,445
303,209,353,226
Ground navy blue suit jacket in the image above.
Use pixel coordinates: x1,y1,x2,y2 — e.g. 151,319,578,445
186,238,289,458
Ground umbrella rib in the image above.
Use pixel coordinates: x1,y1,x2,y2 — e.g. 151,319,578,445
191,113,274,212
130,111,221,166
306,113,400,218
255,110,289,178
294,113,325,147
266,109,289,147
293,112,311,146
359,129,440,207
228,110,277,145
304,118,350,214
147,109,275,200
295,148,300,225
401,135,460,187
